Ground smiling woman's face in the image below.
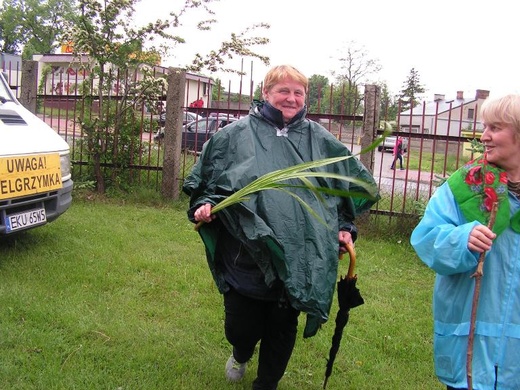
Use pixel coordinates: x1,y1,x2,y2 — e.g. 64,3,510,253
263,78,306,124
480,121,520,172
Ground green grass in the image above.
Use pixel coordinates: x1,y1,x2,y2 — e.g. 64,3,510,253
406,150,469,175
0,194,444,390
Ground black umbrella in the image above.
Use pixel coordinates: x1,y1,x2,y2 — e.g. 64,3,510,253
323,243,364,389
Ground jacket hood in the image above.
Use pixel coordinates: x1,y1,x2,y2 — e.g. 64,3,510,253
250,100,307,129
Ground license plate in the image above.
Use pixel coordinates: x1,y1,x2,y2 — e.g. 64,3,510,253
5,208,47,233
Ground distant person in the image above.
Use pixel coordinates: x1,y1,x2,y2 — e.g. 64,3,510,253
411,94,520,390
390,135,404,170
189,98,204,108
188,98,205,116
183,65,379,389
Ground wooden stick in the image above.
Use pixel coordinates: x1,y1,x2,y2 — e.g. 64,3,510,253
194,220,203,231
466,202,498,390
345,243,357,279
338,243,356,279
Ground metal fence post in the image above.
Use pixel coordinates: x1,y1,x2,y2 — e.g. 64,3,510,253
20,60,38,114
161,67,186,200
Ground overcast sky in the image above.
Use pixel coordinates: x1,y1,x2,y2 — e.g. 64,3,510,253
134,0,519,101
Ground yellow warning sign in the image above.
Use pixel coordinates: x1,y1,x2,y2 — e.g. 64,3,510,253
0,154,62,200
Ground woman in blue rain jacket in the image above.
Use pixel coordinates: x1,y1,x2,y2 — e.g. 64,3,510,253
411,94,520,390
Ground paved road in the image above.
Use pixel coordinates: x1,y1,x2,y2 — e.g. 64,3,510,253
349,143,437,198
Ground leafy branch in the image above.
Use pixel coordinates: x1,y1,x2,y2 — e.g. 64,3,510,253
194,152,381,231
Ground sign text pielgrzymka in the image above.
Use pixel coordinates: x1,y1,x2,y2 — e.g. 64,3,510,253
0,154,62,200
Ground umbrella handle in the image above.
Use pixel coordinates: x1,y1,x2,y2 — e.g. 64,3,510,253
339,243,357,279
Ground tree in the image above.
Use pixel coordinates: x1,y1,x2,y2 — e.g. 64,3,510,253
0,0,76,59
253,83,262,100
0,0,23,54
63,0,270,193
330,41,382,116
212,77,226,101
328,81,362,117
398,68,426,111
379,82,399,121
307,74,329,114
186,24,270,75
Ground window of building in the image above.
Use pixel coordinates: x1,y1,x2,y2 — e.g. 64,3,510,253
468,108,474,120
401,125,426,134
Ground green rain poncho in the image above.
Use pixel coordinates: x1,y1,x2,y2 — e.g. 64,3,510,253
183,101,379,337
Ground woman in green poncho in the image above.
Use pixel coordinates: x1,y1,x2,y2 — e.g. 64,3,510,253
183,65,378,390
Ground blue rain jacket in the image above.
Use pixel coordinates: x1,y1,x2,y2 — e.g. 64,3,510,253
411,182,520,389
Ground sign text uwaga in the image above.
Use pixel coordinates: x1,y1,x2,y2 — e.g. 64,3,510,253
0,154,62,200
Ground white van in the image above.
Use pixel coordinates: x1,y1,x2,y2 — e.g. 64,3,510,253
0,71,73,234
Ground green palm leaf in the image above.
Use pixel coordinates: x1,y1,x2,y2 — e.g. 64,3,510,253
195,153,380,230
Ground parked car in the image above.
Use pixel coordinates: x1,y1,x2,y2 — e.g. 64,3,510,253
183,111,203,126
377,135,408,153
182,115,239,152
153,110,204,141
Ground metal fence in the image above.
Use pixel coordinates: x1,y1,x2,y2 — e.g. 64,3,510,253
4,59,482,220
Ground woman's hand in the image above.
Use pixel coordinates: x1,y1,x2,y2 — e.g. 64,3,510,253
194,203,215,223
468,224,496,253
338,230,353,255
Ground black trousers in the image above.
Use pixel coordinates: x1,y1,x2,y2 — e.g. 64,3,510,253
223,288,300,390
391,153,403,169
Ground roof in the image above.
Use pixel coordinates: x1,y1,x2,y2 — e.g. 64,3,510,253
32,53,92,63
32,53,212,84
400,96,474,116
400,89,491,116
